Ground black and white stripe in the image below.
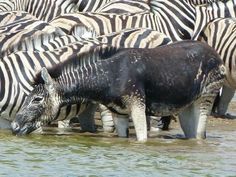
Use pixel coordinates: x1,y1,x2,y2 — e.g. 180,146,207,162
198,17,236,89
192,0,236,39
150,0,196,40
198,17,236,116
0,28,171,125
0,12,65,56
0,0,79,22
50,10,192,41
0,11,37,26
96,0,150,14
76,0,111,12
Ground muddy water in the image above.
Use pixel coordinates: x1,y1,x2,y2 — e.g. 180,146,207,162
1,108,236,176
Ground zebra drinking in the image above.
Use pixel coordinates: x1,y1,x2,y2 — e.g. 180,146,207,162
11,41,225,142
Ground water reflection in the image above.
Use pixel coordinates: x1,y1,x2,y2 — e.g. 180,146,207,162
0,123,236,177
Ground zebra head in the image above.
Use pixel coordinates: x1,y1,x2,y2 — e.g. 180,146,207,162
11,68,60,135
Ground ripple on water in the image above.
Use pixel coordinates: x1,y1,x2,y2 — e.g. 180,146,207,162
0,123,235,177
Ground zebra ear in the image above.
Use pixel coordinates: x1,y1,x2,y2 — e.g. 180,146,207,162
41,67,55,93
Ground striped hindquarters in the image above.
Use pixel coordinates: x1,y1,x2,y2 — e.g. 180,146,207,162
192,0,236,39
198,18,236,88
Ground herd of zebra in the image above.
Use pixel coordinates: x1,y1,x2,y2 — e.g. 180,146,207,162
0,0,236,140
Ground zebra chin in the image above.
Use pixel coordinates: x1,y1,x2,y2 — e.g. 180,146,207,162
11,121,41,136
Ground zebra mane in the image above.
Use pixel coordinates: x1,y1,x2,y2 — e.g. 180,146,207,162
34,45,119,85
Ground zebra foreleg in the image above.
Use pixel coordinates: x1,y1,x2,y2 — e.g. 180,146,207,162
77,103,97,133
130,99,147,142
99,104,115,133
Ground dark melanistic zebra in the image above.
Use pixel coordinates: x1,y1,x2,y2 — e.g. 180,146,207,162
0,28,171,132
11,41,226,142
198,17,236,118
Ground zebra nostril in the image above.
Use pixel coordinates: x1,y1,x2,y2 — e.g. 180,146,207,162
11,121,20,132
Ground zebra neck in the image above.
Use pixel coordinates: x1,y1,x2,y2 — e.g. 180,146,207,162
56,58,111,105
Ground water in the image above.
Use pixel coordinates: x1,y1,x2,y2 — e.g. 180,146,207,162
0,120,236,177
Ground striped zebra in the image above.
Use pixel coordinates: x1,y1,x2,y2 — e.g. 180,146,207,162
0,12,65,56
76,0,149,13
76,0,111,12
198,17,236,118
192,0,236,40
0,11,38,26
0,0,80,22
50,10,192,42
0,28,171,132
188,0,221,5
96,0,150,14
0,0,150,22
149,0,196,40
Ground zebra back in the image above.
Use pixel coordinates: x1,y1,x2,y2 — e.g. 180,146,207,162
0,11,37,26
0,0,80,22
0,16,65,56
96,0,150,14
149,0,195,40
198,17,236,88
50,11,189,41
76,0,111,12
192,0,236,40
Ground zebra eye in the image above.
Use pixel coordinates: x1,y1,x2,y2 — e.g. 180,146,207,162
32,96,44,103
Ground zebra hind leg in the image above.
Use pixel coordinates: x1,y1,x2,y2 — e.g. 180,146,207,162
214,85,235,119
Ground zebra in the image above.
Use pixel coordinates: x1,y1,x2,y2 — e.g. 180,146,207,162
0,13,65,56
0,28,171,132
188,0,222,5
0,11,38,26
0,0,150,22
76,0,111,12
149,0,196,40
11,41,226,142
0,0,80,22
198,17,236,118
49,10,193,42
192,0,236,40
95,0,150,14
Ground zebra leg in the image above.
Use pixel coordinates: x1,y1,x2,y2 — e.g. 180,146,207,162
58,120,70,128
99,104,115,133
216,85,235,117
130,99,147,142
113,114,129,137
159,116,172,131
78,103,97,133
179,96,214,139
